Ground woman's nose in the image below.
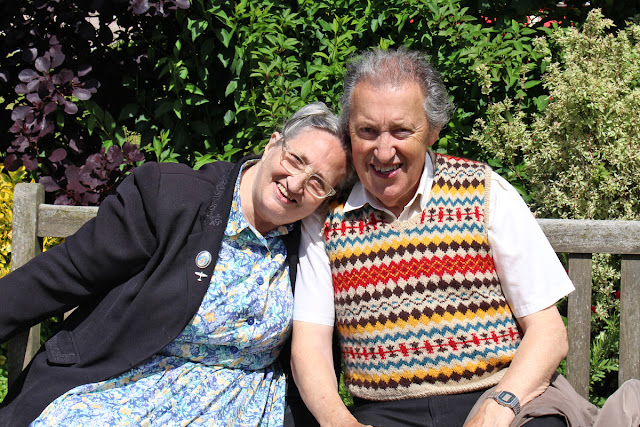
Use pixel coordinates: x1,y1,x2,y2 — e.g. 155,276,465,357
287,172,307,194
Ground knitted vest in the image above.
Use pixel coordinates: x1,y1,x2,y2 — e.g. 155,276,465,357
324,153,521,400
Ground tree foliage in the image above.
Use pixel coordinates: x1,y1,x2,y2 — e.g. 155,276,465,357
2,0,603,205
471,9,640,403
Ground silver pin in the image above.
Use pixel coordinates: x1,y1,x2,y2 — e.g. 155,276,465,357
195,271,208,282
195,250,212,269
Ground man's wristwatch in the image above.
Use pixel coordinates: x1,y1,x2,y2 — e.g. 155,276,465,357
488,390,521,415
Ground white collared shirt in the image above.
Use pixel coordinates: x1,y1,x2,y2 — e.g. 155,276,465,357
293,152,574,326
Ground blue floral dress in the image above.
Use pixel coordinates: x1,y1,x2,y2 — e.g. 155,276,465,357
32,161,294,427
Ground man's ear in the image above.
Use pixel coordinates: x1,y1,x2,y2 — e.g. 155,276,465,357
426,130,441,147
264,131,281,154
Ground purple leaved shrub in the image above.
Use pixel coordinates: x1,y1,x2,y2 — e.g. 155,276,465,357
1,0,189,205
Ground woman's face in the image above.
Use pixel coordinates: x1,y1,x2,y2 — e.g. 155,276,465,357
243,128,347,234
348,81,438,216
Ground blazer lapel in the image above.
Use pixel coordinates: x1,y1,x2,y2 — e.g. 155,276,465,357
183,156,260,322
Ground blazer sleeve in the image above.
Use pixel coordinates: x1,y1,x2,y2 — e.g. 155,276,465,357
0,162,161,342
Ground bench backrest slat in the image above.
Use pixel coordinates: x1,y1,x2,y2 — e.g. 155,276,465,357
6,183,640,399
37,204,99,238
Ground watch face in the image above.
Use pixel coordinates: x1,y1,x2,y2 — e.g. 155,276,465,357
498,391,516,404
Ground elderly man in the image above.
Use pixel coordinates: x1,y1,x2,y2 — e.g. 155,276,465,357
290,49,576,426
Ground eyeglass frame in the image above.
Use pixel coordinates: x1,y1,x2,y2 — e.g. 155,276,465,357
278,137,337,199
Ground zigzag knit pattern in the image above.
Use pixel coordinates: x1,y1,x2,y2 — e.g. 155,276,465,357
324,153,522,400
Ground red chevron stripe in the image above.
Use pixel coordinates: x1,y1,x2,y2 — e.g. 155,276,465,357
334,253,497,292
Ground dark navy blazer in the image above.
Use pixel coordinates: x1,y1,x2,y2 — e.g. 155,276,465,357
0,157,303,425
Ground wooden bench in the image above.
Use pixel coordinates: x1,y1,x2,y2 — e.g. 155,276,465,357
6,183,98,388
5,183,640,399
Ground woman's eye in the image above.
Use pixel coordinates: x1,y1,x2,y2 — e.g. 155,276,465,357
290,153,305,167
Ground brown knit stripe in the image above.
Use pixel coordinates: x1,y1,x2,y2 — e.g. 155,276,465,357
345,355,514,389
335,282,505,318
334,278,503,309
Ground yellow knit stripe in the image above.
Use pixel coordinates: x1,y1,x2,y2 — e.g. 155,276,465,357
346,355,513,385
336,305,514,337
431,182,485,196
328,233,488,263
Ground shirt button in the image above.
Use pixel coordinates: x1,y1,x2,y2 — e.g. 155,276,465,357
257,277,264,285
247,317,255,325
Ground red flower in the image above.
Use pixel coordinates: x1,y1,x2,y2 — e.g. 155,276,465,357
590,305,597,313
615,290,621,299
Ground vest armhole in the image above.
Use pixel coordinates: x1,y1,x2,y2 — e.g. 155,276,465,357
483,164,492,231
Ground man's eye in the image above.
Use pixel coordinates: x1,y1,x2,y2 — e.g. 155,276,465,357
358,127,377,138
393,129,412,138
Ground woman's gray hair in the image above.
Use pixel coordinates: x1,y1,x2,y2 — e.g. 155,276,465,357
280,101,342,142
278,101,356,200
340,47,454,136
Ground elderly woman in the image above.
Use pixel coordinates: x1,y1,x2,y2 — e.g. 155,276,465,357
292,49,581,427
0,102,349,426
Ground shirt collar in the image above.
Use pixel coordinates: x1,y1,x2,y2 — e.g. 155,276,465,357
344,150,435,220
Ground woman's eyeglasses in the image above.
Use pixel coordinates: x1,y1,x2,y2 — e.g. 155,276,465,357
279,139,336,199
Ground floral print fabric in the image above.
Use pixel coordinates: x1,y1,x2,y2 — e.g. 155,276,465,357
32,161,294,426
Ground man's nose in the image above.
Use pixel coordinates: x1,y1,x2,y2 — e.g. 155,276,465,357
373,134,396,162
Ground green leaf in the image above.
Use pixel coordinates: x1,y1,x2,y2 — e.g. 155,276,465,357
154,101,173,118
301,80,312,99
223,110,235,125
173,100,182,119
217,28,233,48
104,111,116,133
225,80,238,97
523,80,541,89
118,104,140,121
86,115,96,136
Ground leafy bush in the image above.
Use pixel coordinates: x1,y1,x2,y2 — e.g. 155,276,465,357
3,0,590,206
470,9,640,404
0,166,29,403
0,166,29,278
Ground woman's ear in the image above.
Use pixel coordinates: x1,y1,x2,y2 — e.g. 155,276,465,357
264,132,281,154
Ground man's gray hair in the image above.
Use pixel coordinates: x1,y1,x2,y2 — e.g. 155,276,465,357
341,48,454,136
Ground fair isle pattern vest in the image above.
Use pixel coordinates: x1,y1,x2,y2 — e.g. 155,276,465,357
324,153,522,400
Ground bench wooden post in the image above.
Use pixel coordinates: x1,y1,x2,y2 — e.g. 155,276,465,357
7,183,44,387
566,253,593,399
619,254,640,384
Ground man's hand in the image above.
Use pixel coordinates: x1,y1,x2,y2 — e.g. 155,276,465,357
464,399,515,427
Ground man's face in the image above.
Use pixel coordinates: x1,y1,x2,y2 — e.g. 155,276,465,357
349,81,437,216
